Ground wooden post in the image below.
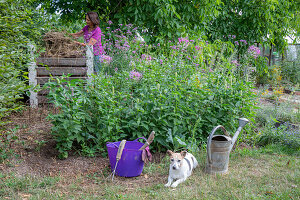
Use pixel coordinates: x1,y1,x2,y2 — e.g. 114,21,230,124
28,44,38,108
86,45,93,79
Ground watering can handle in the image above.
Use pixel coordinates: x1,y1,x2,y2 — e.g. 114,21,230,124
207,125,229,164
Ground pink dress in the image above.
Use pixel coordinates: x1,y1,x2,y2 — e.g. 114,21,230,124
82,25,103,56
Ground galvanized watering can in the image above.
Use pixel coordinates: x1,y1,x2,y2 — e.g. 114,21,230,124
205,118,249,174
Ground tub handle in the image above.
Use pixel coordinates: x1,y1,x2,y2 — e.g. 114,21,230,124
207,125,229,164
134,137,148,142
107,142,119,148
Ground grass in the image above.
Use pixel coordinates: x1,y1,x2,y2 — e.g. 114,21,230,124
1,146,299,200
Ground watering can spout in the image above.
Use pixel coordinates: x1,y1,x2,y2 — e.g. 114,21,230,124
230,118,249,151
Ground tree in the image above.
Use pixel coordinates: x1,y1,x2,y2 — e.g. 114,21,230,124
207,0,299,52
41,0,222,42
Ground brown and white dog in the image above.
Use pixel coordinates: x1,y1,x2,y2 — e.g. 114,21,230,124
165,150,198,188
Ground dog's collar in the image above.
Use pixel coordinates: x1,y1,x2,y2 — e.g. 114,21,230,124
184,157,192,171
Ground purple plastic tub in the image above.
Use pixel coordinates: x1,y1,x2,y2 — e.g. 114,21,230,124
106,137,146,177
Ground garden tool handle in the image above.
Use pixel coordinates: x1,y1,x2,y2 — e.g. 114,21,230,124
139,131,155,150
116,140,126,161
207,125,228,164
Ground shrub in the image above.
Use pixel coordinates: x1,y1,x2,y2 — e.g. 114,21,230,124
45,37,257,158
281,58,300,86
257,120,300,150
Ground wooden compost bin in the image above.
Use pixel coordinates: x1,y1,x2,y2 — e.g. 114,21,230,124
29,47,94,107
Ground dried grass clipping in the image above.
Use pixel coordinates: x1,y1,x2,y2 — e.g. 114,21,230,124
41,31,85,58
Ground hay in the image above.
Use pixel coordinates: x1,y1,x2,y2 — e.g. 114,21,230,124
41,31,85,58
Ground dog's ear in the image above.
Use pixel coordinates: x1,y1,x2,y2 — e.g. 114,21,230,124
180,151,187,158
166,150,173,156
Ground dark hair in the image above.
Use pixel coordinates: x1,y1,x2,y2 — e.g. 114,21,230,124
86,11,100,27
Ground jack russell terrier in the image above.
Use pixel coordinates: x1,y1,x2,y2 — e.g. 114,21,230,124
165,150,198,188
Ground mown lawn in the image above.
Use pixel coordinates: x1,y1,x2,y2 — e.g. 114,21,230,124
1,145,299,200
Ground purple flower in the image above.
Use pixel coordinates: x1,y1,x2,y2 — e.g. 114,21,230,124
248,45,260,58
231,60,240,66
129,70,143,81
101,55,112,64
178,37,189,44
141,54,152,61
157,43,160,47
108,20,113,25
240,40,247,44
234,41,239,45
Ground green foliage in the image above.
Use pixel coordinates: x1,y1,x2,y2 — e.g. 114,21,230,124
41,0,221,42
250,56,270,85
0,127,19,163
281,59,300,86
0,0,57,123
0,0,36,123
45,39,257,158
256,119,300,151
208,0,298,53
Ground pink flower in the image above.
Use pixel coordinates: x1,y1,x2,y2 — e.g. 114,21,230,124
231,60,240,66
129,70,142,81
101,55,112,64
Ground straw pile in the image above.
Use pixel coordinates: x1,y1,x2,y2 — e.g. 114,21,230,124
41,31,85,58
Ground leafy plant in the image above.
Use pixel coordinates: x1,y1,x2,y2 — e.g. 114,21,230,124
257,118,300,150
281,58,300,86
45,38,257,158
0,126,19,163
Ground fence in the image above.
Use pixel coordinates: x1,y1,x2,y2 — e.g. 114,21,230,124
28,45,94,107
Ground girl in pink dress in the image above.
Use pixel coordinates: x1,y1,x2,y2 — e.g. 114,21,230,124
71,11,103,73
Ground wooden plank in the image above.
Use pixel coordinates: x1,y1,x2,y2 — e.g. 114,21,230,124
37,77,87,85
36,57,86,66
37,67,87,76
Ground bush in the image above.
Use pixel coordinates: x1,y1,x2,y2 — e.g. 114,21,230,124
281,59,300,86
45,37,257,158
257,120,300,150
0,0,52,123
